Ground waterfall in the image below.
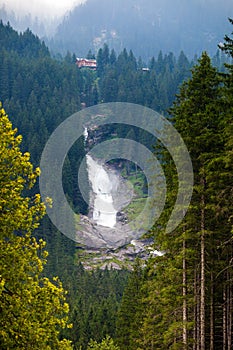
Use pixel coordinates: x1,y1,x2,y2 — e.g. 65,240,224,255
83,127,88,142
86,155,117,228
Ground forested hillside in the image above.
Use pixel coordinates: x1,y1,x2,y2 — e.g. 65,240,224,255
52,0,233,58
0,17,232,349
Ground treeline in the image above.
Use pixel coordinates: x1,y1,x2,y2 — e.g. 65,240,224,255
95,44,192,111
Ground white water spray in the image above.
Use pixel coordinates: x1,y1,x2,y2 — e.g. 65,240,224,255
86,155,117,228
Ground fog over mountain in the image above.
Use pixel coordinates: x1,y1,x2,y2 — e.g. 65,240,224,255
0,0,85,19
51,0,233,59
0,0,85,36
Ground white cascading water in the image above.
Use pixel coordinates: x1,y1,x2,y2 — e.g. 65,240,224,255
83,127,88,142
86,155,117,228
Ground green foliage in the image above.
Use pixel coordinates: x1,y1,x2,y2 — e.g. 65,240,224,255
96,46,191,111
116,260,145,349
0,107,72,349
127,51,233,349
0,21,49,58
66,268,129,349
87,335,119,350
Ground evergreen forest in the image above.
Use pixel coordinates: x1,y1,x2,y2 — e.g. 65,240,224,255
0,17,232,349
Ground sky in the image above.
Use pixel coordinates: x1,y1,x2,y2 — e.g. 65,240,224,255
0,0,86,19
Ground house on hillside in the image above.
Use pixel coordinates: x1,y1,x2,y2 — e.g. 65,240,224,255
76,58,97,69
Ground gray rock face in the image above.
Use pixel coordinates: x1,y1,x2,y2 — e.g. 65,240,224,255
76,237,156,271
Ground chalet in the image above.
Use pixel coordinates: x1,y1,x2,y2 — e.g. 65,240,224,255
76,58,97,69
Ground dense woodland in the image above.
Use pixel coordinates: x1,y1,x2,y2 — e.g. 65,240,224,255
0,18,232,349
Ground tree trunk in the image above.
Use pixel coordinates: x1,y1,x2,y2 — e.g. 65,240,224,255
183,239,187,349
200,230,205,350
227,270,232,350
223,285,227,350
193,268,197,350
210,272,214,350
200,177,206,350
194,267,200,350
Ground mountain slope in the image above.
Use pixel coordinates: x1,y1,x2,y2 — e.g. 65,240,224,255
52,0,233,58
